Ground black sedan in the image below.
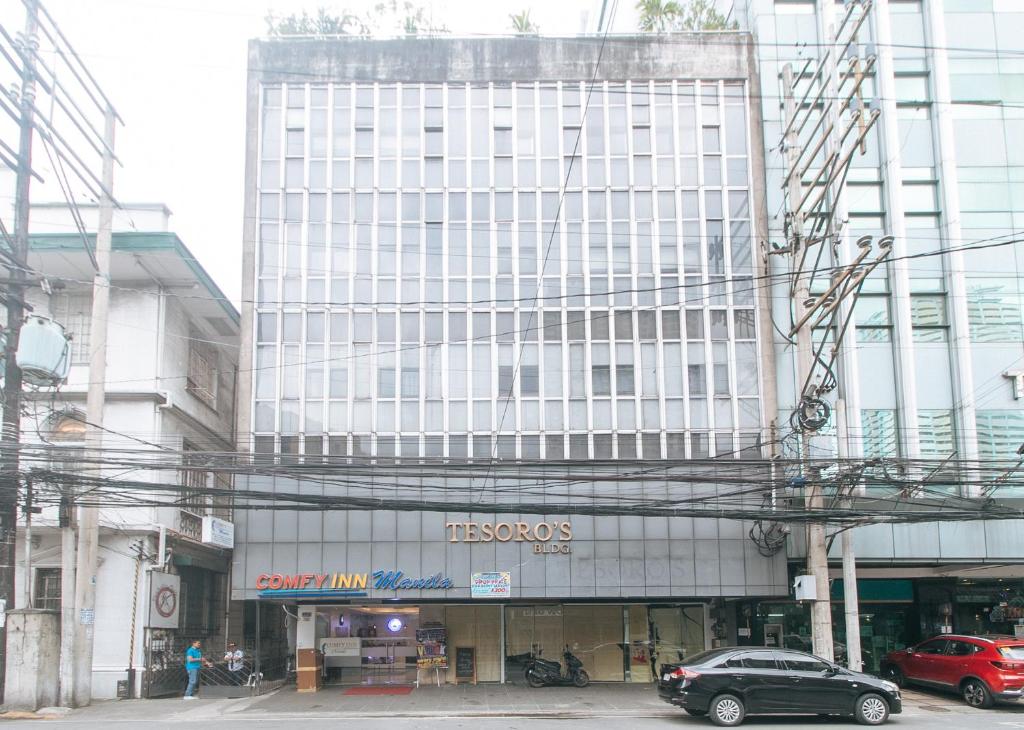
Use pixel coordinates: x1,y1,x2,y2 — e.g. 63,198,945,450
657,647,902,726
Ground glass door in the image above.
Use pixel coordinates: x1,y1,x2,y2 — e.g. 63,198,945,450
649,605,706,671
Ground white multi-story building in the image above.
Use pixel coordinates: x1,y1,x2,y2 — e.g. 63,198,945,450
233,34,790,685
11,203,239,699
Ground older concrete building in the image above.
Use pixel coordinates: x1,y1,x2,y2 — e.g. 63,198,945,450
234,34,787,686
11,204,239,699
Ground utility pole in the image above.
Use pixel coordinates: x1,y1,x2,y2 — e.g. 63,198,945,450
71,102,115,707
0,0,40,702
836,399,862,671
58,494,75,704
776,0,882,663
782,62,834,662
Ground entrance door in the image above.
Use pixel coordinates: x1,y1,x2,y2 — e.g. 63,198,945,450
649,605,706,672
318,606,420,686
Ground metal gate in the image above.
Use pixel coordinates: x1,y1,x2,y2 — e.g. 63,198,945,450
143,629,273,698
142,630,188,698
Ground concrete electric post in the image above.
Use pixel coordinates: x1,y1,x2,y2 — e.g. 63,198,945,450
0,0,40,702
775,0,886,665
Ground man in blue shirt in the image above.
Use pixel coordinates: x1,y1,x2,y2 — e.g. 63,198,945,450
184,640,210,699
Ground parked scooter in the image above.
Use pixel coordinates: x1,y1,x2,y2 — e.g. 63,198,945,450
524,645,590,687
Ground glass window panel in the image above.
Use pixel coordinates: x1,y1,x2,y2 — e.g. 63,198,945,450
967,279,1023,342
862,409,899,458
976,411,1024,459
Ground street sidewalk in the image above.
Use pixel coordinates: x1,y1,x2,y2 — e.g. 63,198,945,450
5,683,1021,723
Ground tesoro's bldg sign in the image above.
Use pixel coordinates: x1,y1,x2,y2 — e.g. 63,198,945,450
445,520,572,553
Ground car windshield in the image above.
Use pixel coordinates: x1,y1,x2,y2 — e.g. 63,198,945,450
998,646,1024,660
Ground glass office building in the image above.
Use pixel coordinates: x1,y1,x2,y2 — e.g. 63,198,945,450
734,0,1024,660
233,34,789,685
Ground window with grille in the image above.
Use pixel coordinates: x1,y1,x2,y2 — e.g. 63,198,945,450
54,293,92,365
186,332,218,408
180,443,208,515
212,471,233,520
34,568,61,610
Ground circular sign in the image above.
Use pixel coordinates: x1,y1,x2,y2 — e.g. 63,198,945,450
155,585,177,618
387,617,404,633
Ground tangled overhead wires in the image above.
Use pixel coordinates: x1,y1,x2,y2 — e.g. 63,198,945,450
2,440,1023,528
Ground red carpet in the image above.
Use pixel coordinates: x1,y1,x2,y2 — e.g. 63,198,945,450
343,686,414,696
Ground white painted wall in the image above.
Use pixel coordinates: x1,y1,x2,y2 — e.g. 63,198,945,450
13,244,238,700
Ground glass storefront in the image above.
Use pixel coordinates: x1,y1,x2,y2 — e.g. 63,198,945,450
740,579,917,675
503,603,707,683
306,601,709,685
742,577,1024,675
919,579,1024,638
301,597,712,683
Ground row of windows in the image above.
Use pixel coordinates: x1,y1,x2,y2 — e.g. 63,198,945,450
848,287,1023,344
256,343,759,401
255,396,761,437
255,309,757,345
262,155,748,191
859,409,1024,459
259,275,756,310
261,80,747,169
252,430,764,461
258,189,752,226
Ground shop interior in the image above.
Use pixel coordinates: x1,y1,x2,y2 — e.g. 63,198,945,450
316,605,422,685
503,603,707,683
308,602,711,686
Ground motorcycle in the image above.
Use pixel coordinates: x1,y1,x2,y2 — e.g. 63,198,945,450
524,645,590,688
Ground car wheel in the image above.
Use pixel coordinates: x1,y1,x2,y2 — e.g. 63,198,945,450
962,678,994,709
883,665,905,688
709,694,745,727
573,669,590,688
683,709,707,716
525,668,546,688
855,693,890,726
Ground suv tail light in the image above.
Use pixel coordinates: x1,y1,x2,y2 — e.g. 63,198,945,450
669,667,702,681
991,661,1024,671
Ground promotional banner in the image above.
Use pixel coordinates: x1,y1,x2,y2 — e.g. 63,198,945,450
470,571,511,598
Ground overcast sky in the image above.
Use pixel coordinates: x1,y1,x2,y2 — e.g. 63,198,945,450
4,0,660,306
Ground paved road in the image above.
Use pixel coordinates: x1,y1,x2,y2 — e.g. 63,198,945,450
3,686,1023,729
4,708,1024,729
1,716,1023,729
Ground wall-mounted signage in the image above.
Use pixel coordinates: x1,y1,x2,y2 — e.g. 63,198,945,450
201,516,234,548
255,569,454,596
320,637,361,657
1004,369,1024,400
445,520,572,554
147,572,180,629
471,571,511,598
372,570,454,590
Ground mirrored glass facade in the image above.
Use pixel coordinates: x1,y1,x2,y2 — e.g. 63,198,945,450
741,0,1024,479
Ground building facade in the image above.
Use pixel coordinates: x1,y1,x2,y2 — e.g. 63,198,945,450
11,204,240,699
233,34,790,685
733,0,1024,671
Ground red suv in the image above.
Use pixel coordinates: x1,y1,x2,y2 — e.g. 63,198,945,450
882,635,1024,708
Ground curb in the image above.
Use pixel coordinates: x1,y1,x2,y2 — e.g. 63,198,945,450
234,710,681,719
